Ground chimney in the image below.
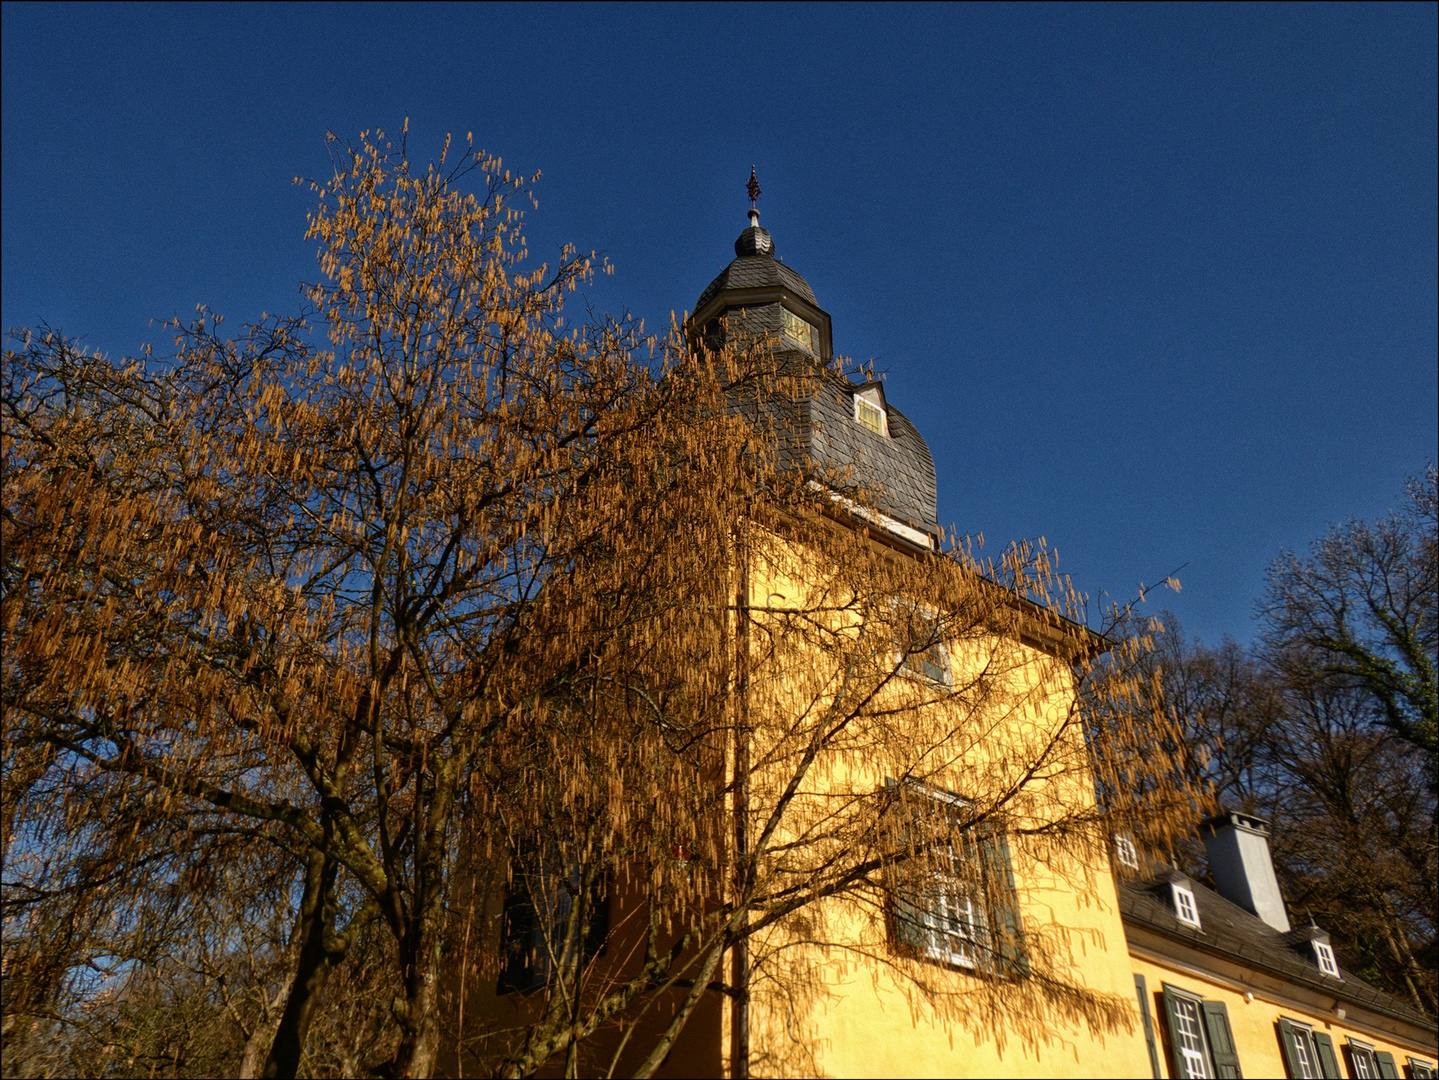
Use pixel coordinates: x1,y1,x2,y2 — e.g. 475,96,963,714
1200,811,1291,933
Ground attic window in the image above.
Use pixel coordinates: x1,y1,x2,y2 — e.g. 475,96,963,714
855,395,887,437
1114,834,1139,871
1171,883,1201,928
1313,940,1340,979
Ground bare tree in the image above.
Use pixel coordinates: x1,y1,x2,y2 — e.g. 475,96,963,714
1153,608,1435,1014
3,128,1209,1078
1261,464,1438,768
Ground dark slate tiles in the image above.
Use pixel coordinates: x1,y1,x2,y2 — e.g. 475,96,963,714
1119,876,1436,1031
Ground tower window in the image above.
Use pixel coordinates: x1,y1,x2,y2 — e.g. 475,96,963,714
1114,833,1140,871
781,307,818,354
887,781,1025,975
897,605,951,686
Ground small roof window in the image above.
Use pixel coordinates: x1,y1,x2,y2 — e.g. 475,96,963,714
853,384,888,437
781,306,818,355
1114,833,1139,871
1171,883,1201,928
1313,940,1341,979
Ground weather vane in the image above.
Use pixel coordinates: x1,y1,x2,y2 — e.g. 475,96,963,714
747,166,761,211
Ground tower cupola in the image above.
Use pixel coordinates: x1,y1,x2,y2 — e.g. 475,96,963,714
684,172,941,550
690,169,833,360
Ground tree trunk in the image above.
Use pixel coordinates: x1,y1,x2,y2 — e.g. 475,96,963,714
238,1023,275,1080
630,934,730,1080
238,975,296,1080
262,848,340,1080
391,938,442,1079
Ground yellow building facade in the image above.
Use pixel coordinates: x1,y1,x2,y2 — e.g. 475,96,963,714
1120,831,1436,1080
675,203,1438,1079
461,202,1436,1079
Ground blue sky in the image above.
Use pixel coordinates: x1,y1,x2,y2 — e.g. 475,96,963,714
4,3,1435,645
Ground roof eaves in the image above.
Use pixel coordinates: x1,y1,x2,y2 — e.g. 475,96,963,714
1118,880,1437,1033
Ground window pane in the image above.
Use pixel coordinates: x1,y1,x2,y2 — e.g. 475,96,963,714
1173,885,1201,927
1115,834,1139,869
1173,998,1210,1078
856,397,884,435
900,610,949,684
901,795,991,969
1291,1031,1317,1079
782,308,816,353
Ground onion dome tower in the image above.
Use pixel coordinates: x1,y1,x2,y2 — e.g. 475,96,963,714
686,170,940,549
691,168,834,360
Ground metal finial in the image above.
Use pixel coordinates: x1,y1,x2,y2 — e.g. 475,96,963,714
747,166,761,211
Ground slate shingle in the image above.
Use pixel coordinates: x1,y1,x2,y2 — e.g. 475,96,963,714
806,376,938,535
694,222,940,541
695,255,819,311
1120,873,1437,1032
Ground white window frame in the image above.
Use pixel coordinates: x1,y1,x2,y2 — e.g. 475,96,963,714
1286,1020,1321,1079
1408,1058,1437,1080
1347,1039,1377,1078
894,783,995,972
918,839,988,970
1172,883,1202,928
1169,990,1214,1079
1114,833,1140,870
896,603,951,687
1312,939,1341,978
853,391,888,437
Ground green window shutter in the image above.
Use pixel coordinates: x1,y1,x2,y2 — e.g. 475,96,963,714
1134,974,1162,1080
1374,1051,1400,1079
884,777,927,952
1277,1019,1304,1079
892,891,928,951
981,828,1029,977
1201,1000,1243,1079
1311,1032,1340,1079
1162,987,1195,1080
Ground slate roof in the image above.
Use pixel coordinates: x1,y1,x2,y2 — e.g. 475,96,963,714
1120,872,1437,1033
805,377,938,536
695,255,818,312
693,215,939,541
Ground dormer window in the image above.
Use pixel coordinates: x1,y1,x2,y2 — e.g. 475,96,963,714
1114,833,1139,871
1313,940,1340,978
1172,883,1201,928
853,385,889,437
856,397,884,435
782,307,818,354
